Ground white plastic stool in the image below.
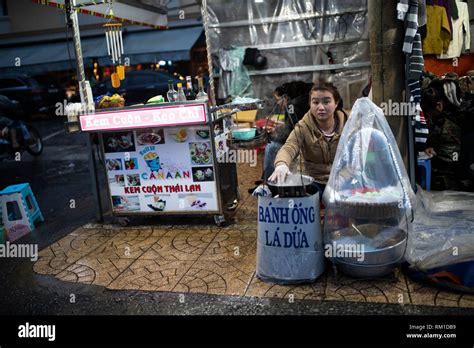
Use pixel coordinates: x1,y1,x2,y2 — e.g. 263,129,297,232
0,183,44,242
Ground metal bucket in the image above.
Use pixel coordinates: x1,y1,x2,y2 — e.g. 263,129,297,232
267,174,314,198
326,224,407,278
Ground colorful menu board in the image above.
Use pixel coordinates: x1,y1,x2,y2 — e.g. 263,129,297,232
103,126,219,214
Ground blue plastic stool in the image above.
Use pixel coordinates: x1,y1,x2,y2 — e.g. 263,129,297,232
0,183,44,241
417,159,431,191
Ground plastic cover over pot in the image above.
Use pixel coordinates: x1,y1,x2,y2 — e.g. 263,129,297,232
322,98,416,274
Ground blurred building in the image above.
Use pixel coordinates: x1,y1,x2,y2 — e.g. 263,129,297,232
0,0,206,96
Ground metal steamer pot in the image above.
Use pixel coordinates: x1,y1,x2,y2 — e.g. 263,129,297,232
267,174,315,198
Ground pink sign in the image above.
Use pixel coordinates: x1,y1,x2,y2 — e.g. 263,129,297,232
80,104,207,132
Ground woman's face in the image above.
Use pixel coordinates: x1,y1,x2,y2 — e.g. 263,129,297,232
310,90,338,122
274,93,288,110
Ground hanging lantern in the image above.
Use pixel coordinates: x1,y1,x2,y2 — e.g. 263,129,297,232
117,65,125,80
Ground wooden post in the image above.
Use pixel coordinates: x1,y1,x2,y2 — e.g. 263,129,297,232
368,0,409,169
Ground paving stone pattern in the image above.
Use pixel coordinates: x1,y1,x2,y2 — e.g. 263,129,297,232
34,158,474,308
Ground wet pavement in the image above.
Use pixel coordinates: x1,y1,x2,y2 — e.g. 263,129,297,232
1,119,474,316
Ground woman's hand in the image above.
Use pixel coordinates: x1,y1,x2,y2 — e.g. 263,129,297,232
266,121,285,134
1,127,8,137
268,164,291,184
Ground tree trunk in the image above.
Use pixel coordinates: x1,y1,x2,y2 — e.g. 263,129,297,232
368,0,409,169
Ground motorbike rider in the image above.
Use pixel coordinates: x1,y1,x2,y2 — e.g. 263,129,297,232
0,115,20,151
0,94,25,151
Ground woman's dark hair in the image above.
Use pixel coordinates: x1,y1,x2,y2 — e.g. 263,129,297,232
421,86,443,112
274,81,313,100
311,81,343,109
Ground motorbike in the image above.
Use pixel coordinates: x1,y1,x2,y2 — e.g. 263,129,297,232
0,94,43,161
0,121,43,161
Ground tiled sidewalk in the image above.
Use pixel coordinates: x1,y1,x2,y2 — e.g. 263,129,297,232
33,159,474,309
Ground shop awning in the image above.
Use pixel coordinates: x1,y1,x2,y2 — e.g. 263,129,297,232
31,0,168,29
0,25,203,73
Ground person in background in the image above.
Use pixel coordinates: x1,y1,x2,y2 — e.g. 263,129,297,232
0,95,20,150
263,81,313,181
268,82,348,198
421,78,474,190
248,81,312,194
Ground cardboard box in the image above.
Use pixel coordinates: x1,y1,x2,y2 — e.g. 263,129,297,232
233,110,258,123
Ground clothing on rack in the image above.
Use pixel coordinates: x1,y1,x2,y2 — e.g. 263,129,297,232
214,47,254,99
398,2,430,149
426,0,454,36
418,0,428,26
438,0,470,59
423,5,452,54
402,0,420,53
408,33,424,103
443,80,462,106
399,0,427,26
414,107,429,147
398,0,410,20
450,0,459,19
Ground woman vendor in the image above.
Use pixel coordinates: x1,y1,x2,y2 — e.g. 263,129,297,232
268,82,348,198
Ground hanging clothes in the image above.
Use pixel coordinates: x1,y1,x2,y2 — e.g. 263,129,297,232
426,0,455,36
397,2,429,149
419,0,428,42
397,0,410,20
423,5,452,54
408,33,424,103
227,48,254,98
418,0,428,26
414,108,429,147
465,0,474,54
409,34,429,149
450,0,459,19
214,49,232,100
215,47,254,99
402,0,420,53
438,0,471,59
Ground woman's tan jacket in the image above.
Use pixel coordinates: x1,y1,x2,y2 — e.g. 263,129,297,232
274,109,348,184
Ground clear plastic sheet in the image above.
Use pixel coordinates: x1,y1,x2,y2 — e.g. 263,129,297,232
322,98,415,270
206,0,370,108
323,98,415,212
405,188,474,271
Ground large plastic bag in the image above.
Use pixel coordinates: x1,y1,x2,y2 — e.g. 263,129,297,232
405,187,474,270
323,97,416,266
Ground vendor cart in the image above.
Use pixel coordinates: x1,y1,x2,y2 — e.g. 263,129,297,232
79,101,239,226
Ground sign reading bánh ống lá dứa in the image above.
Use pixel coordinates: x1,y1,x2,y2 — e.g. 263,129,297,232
80,104,207,132
103,126,219,214
256,195,325,282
